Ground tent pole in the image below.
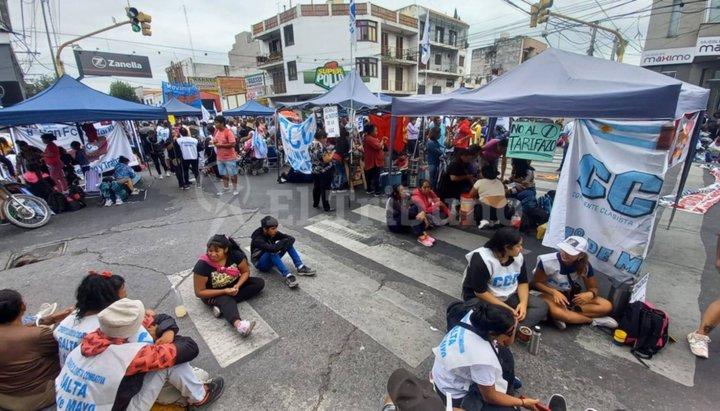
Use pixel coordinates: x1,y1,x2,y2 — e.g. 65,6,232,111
667,110,705,229
387,115,397,193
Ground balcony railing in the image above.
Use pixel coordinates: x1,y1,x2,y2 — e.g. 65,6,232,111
380,46,418,62
381,79,417,93
256,51,284,67
271,81,287,95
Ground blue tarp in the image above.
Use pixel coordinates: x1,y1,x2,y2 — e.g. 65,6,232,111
0,75,167,127
277,70,389,110
392,48,708,120
223,99,275,117
162,98,201,117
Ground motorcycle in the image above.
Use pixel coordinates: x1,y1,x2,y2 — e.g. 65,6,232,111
0,179,52,229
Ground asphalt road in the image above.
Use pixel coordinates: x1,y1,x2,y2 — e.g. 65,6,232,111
1,159,718,411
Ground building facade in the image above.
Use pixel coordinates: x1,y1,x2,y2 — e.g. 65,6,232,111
469,35,546,85
250,1,419,104
0,0,26,107
228,31,262,77
397,5,469,95
642,0,720,111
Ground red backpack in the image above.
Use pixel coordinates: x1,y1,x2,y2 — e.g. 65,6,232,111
618,301,670,366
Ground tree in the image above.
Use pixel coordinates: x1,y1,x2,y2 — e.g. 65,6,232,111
109,80,140,102
25,75,56,97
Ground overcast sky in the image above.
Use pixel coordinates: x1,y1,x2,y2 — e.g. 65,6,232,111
7,0,652,92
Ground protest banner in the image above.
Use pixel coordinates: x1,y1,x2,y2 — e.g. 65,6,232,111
162,81,201,108
507,121,561,162
279,114,316,174
14,122,137,173
668,113,699,168
323,106,340,137
544,120,668,281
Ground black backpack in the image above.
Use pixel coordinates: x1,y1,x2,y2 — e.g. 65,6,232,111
47,192,68,213
617,301,670,366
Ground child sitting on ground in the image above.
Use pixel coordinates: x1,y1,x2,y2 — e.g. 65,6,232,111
250,216,316,288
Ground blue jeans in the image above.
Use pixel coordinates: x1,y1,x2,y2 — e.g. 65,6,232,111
511,188,537,211
331,159,346,190
428,164,439,190
255,246,303,277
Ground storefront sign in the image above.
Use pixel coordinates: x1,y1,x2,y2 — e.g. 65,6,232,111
216,77,246,95
187,76,217,90
640,47,695,66
303,61,346,90
544,120,668,281
507,121,560,162
697,36,720,56
245,74,266,99
74,50,152,78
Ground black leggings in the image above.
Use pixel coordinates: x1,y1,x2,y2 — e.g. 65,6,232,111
365,167,382,194
201,277,265,325
474,203,499,224
150,152,168,174
312,169,333,210
182,159,199,184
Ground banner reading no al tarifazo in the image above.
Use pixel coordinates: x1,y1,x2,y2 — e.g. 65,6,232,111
543,120,669,282
507,121,561,162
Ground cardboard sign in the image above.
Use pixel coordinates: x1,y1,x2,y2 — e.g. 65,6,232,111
507,121,561,162
323,106,340,137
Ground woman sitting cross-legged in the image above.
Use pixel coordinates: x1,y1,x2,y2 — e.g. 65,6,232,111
469,165,507,230
193,235,265,337
531,236,618,330
411,179,450,226
386,184,436,247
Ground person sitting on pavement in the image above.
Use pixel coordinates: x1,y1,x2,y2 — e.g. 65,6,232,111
505,159,537,212
53,271,157,366
437,148,476,206
411,179,450,227
250,216,316,289
55,298,224,410
431,304,540,411
387,184,436,247
114,155,141,195
382,368,461,411
22,163,57,202
461,227,548,328
193,235,264,337
469,165,507,230
0,289,73,411
531,236,618,330
278,167,314,184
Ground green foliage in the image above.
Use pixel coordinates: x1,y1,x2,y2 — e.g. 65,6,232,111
25,75,56,97
108,80,140,102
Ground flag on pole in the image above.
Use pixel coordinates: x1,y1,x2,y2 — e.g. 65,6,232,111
349,0,357,51
420,10,431,65
201,104,211,122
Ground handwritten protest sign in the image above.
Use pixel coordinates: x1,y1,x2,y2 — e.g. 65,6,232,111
507,121,561,162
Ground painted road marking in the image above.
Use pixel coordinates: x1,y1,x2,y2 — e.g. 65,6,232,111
170,270,279,368
305,217,461,298
242,246,441,367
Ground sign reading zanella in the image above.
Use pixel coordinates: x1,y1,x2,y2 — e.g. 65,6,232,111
640,47,695,66
74,50,152,78
303,61,345,90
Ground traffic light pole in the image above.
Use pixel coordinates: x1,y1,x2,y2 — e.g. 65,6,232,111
546,11,626,62
54,20,132,76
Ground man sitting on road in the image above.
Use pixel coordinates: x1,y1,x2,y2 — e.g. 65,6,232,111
55,298,224,410
251,216,316,288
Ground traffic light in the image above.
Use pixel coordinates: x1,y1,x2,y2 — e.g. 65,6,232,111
125,7,152,36
529,0,553,27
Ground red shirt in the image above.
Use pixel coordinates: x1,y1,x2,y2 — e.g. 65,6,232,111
363,135,385,170
44,142,63,167
214,128,237,161
453,120,472,150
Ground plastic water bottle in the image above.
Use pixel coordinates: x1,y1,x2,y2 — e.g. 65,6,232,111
529,325,541,355
172,285,187,318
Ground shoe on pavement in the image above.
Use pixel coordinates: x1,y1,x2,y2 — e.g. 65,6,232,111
478,219,490,229
232,190,239,196
297,265,316,276
284,274,299,288
115,198,124,206
236,320,256,337
217,187,230,196
158,175,164,180
418,237,434,247
688,331,710,358
104,199,113,207
548,394,568,411
591,316,618,329
166,171,171,177
131,189,140,195
212,306,222,318
189,377,225,411
553,319,567,330
324,207,336,212
488,220,500,228
426,235,436,244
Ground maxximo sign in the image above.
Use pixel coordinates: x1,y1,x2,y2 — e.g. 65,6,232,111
74,50,152,78
640,47,695,67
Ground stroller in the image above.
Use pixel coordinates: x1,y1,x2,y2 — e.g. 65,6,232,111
238,138,269,175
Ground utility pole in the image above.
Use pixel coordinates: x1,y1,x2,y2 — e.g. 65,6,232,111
587,26,597,57
40,0,59,77
610,37,617,61
182,5,197,62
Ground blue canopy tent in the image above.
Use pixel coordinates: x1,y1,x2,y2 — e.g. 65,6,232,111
162,97,201,117
0,75,167,126
223,99,275,117
277,70,389,110
388,48,709,227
